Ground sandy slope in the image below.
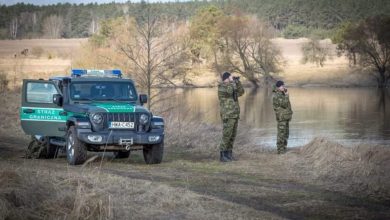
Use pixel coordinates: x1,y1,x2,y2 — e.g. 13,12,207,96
0,38,375,88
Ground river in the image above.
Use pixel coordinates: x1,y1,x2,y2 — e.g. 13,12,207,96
169,87,390,147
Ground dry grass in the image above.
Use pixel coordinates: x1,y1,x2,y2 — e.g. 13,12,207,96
271,38,375,87
0,39,87,90
163,108,264,158
0,159,286,220
0,91,25,139
163,109,390,202
0,164,111,220
292,138,390,200
0,39,87,59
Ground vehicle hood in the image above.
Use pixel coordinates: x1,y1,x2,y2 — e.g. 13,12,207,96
63,102,149,114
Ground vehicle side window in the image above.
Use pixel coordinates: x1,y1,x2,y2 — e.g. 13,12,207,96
26,82,57,103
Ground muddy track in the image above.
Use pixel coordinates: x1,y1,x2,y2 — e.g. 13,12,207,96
103,168,304,219
102,165,390,220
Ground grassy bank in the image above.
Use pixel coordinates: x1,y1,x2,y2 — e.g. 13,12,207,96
163,110,390,201
0,90,389,219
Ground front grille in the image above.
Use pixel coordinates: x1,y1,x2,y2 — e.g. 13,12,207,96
105,112,136,123
101,112,150,132
103,112,138,130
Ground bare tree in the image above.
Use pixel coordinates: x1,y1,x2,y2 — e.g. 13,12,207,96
90,17,98,35
112,7,189,109
89,10,99,35
333,16,390,87
9,17,18,39
43,15,64,39
217,15,283,87
301,38,333,67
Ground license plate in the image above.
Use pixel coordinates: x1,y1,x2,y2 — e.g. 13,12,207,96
119,138,133,146
109,121,134,129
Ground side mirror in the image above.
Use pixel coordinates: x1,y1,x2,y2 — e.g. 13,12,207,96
139,94,148,105
53,94,63,106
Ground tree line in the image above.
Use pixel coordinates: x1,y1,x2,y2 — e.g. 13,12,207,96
1,0,389,39
75,4,390,96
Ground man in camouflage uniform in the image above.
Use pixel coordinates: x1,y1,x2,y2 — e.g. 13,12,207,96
218,72,245,162
273,81,293,154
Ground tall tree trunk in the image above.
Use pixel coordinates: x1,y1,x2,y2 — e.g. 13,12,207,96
249,78,259,88
378,70,386,88
263,74,275,85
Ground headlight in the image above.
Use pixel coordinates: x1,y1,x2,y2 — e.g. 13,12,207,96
91,113,103,124
139,114,149,125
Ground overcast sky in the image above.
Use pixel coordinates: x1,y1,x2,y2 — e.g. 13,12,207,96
0,0,183,6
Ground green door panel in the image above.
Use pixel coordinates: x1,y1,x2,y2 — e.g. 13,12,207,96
20,80,66,137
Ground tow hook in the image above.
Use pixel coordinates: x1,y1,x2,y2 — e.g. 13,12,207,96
125,144,131,151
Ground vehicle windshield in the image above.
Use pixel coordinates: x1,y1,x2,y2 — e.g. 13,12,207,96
70,81,137,101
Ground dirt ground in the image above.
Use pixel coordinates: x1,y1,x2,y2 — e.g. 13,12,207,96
0,134,389,220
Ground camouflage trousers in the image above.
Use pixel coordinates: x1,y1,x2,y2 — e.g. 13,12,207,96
219,118,239,151
276,120,290,154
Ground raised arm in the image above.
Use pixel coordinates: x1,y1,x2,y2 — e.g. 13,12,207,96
236,81,245,97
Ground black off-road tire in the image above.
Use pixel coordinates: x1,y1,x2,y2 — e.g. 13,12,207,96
143,142,164,164
45,141,58,159
26,139,46,159
66,126,87,165
114,151,131,159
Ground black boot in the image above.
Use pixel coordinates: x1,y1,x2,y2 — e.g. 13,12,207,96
227,150,237,161
220,151,230,162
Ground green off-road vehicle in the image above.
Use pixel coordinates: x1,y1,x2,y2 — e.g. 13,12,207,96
20,69,164,165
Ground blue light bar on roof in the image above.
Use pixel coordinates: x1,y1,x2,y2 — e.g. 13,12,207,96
71,69,87,77
71,69,122,78
112,69,122,75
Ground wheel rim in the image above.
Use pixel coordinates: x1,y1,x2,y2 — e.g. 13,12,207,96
67,134,74,159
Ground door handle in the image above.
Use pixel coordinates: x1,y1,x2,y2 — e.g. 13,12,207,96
23,109,35,114
59,111,68,116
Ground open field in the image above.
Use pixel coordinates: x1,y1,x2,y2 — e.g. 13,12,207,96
272,38,375,87
0,38,375,89
0,39,87,88
0,91,389,219
0,39,87,59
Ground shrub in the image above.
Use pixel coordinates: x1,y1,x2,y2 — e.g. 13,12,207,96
283,25,332,39
283,24,310,39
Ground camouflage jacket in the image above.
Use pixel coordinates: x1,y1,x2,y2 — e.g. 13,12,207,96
218,81,245,119
273,89,293,121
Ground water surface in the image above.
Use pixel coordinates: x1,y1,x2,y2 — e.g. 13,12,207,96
170,87,390,147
